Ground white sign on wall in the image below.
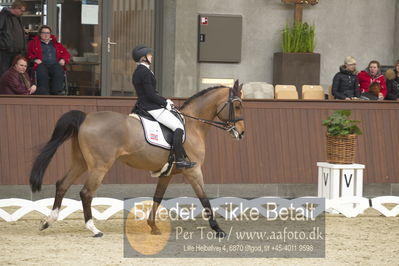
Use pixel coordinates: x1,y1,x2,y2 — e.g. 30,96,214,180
81,4,98,25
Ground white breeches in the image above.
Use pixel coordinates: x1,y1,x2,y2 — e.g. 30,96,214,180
148,108,184,131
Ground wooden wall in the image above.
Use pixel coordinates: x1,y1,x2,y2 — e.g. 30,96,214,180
0,96,398,185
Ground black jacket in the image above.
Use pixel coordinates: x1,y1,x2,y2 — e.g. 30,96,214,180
0,8,26,53
386,78,399,100
132,64,167,111
332,66,360,99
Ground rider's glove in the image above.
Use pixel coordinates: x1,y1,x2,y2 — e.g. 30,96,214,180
166,99,174,111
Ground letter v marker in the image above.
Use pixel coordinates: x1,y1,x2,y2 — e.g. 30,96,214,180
323,173,329,186
344,174,353,187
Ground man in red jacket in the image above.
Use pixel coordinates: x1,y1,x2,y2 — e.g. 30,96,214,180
27,25,70,95
358,60,386,99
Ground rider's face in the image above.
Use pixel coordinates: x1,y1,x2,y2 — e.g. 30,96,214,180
146,53,153,64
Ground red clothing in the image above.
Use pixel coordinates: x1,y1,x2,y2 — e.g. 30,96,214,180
27,35,70,70
358,70,387,97
0,68,32,95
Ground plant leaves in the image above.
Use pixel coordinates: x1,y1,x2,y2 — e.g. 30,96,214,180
322,110,362,136
282,22,316,53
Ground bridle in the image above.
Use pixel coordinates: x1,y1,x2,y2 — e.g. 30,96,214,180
179,88,244,132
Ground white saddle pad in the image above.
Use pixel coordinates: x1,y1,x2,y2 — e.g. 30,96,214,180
141,117,171,149
129,113,185,150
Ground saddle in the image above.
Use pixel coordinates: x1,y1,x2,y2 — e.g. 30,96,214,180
129,106,186,150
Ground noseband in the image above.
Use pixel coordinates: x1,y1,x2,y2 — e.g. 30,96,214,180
180,88,244,132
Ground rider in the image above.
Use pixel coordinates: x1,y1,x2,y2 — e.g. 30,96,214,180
131,45,196,169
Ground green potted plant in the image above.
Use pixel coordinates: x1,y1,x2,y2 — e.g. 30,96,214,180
322,110,362,164
282,22,315,53
273,22,320,98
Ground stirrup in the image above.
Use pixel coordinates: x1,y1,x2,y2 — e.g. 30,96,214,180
175,160,196,169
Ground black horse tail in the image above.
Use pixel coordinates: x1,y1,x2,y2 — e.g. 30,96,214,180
30,110,86,192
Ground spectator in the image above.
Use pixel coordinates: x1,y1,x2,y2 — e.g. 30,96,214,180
385,68,399,100
0,55,36,95
360,82,381,100
358,60,386,99
394,59,399,83
27,25,70,95
332,56,360,100
0,1,27,78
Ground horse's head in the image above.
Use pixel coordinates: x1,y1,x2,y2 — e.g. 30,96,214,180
180,80,245,139
216,80,245,140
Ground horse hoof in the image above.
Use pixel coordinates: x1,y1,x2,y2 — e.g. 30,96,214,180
93,232,103,238
151,229,161,235
39,220,49,231
216,230,226,238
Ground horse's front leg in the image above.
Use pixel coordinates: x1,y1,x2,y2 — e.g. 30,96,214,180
183,168,226,238
147,174,173,235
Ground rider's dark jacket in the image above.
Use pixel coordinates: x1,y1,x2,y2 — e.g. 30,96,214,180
132,64,167,111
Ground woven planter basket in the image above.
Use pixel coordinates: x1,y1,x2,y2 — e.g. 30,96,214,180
326,134,357,164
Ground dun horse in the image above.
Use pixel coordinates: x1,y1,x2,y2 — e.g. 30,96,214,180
29,81,245,237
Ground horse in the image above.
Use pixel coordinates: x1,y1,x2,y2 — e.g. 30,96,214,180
29,80,245,237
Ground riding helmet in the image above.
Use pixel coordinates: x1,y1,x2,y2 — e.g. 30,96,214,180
132,45,152,62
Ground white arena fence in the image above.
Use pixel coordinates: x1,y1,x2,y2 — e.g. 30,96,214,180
0,196,399,222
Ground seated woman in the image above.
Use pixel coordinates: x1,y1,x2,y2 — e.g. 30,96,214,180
0,55,37,95
332,56,360,100
27,25,70,95
358,60,386,99
360,82,381,100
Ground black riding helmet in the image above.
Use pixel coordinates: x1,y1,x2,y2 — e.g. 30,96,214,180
132,45,152,62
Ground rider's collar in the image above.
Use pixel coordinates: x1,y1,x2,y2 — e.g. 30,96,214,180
139,62,151,69
139,62,154,75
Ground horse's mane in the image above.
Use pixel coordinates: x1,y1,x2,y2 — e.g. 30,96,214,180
180,85,226,110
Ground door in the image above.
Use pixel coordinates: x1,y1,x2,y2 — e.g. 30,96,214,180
54,0,103,96
101,0,156,96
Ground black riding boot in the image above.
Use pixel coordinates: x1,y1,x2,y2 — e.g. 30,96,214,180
173,128,196,169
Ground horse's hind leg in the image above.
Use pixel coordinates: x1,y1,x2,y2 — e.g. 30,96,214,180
147,174,173,235
80,167,109,237
40,139,87,230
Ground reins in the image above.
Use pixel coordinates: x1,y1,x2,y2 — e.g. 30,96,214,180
178,111,235,131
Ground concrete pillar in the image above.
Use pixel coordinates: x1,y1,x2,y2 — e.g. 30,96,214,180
173,0,198,97
160,0,176,97
161,0,198,97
